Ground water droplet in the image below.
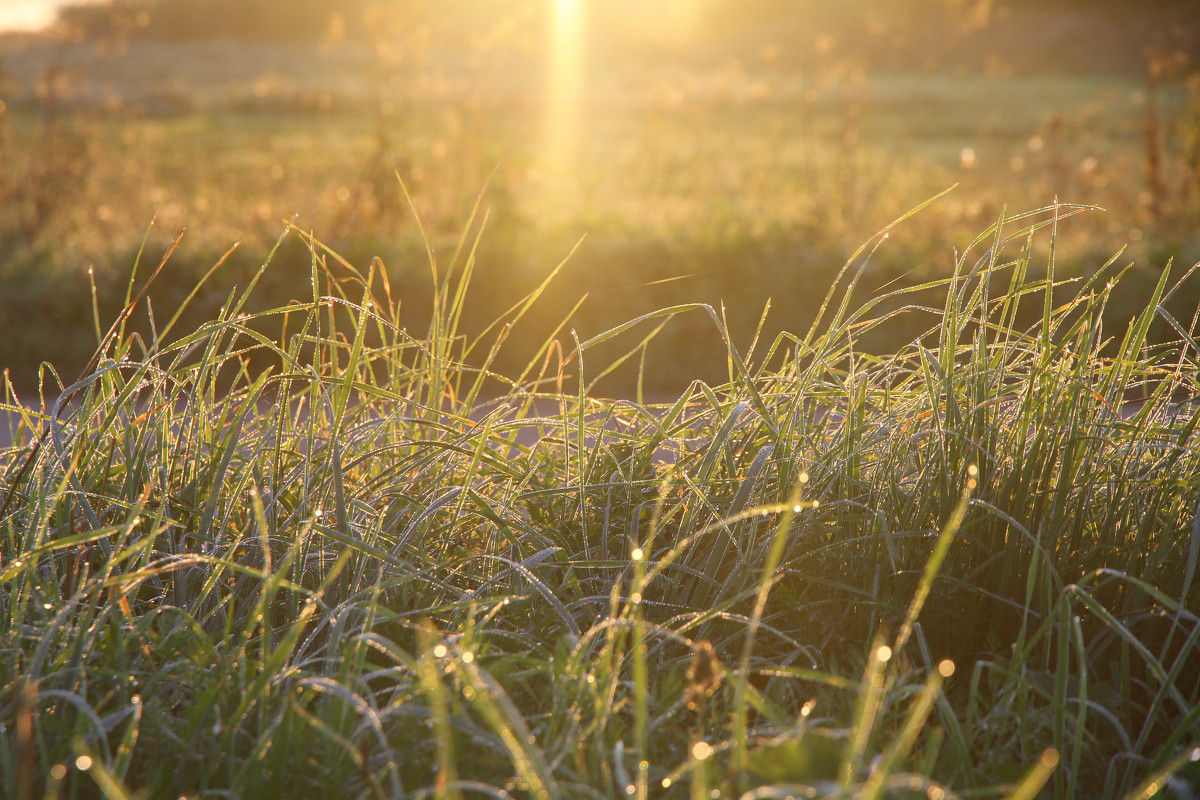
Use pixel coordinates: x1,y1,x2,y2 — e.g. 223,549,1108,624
876,645,892,662
938,660,955,677
461,651,474,664
75,756,92,771
630,548,643,562
692,741,713,760
433,644,448,658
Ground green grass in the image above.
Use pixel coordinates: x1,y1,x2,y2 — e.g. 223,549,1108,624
2,199,1198,798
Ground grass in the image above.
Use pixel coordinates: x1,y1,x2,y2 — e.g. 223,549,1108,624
3,31,1200,393
1,196,1198,799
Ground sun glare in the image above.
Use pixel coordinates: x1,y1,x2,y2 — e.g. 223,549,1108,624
542,0,585,201
0,1,59,32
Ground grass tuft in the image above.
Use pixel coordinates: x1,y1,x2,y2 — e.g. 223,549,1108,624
1,200,1198,798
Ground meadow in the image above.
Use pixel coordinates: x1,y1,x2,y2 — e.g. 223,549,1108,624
2,7,1200,798
1,199,1199,798
2,27,1200,393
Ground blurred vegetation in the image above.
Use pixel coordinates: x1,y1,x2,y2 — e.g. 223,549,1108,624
1,1,1200,395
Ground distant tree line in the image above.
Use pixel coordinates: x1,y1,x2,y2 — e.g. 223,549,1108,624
56,0,1200,45
56,0,381,41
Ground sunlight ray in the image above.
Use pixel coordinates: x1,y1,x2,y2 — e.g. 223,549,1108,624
542,0,586,203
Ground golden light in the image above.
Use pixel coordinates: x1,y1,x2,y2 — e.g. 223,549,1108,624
542,0,586,198
616,0,701,49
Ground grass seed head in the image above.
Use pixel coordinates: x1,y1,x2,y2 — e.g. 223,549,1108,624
685,639,723,710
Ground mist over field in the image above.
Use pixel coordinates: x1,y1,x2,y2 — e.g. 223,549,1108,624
1,0,1198,394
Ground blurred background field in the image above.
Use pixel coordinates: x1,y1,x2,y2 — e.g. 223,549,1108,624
2,0,1200,394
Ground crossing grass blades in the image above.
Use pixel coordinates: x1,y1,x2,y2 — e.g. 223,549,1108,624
2,195,1199,799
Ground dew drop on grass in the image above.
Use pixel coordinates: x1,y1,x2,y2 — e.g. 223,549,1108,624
75,756,92,771
876,645,892,662
433,644,448,658
630,548,643,562
938,660,955,677
691,740,713,760
624,784,635,796
461,651,474,663
630,592,642,605
662,778,672,788
50,764,67,780
1191,746,1200,761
